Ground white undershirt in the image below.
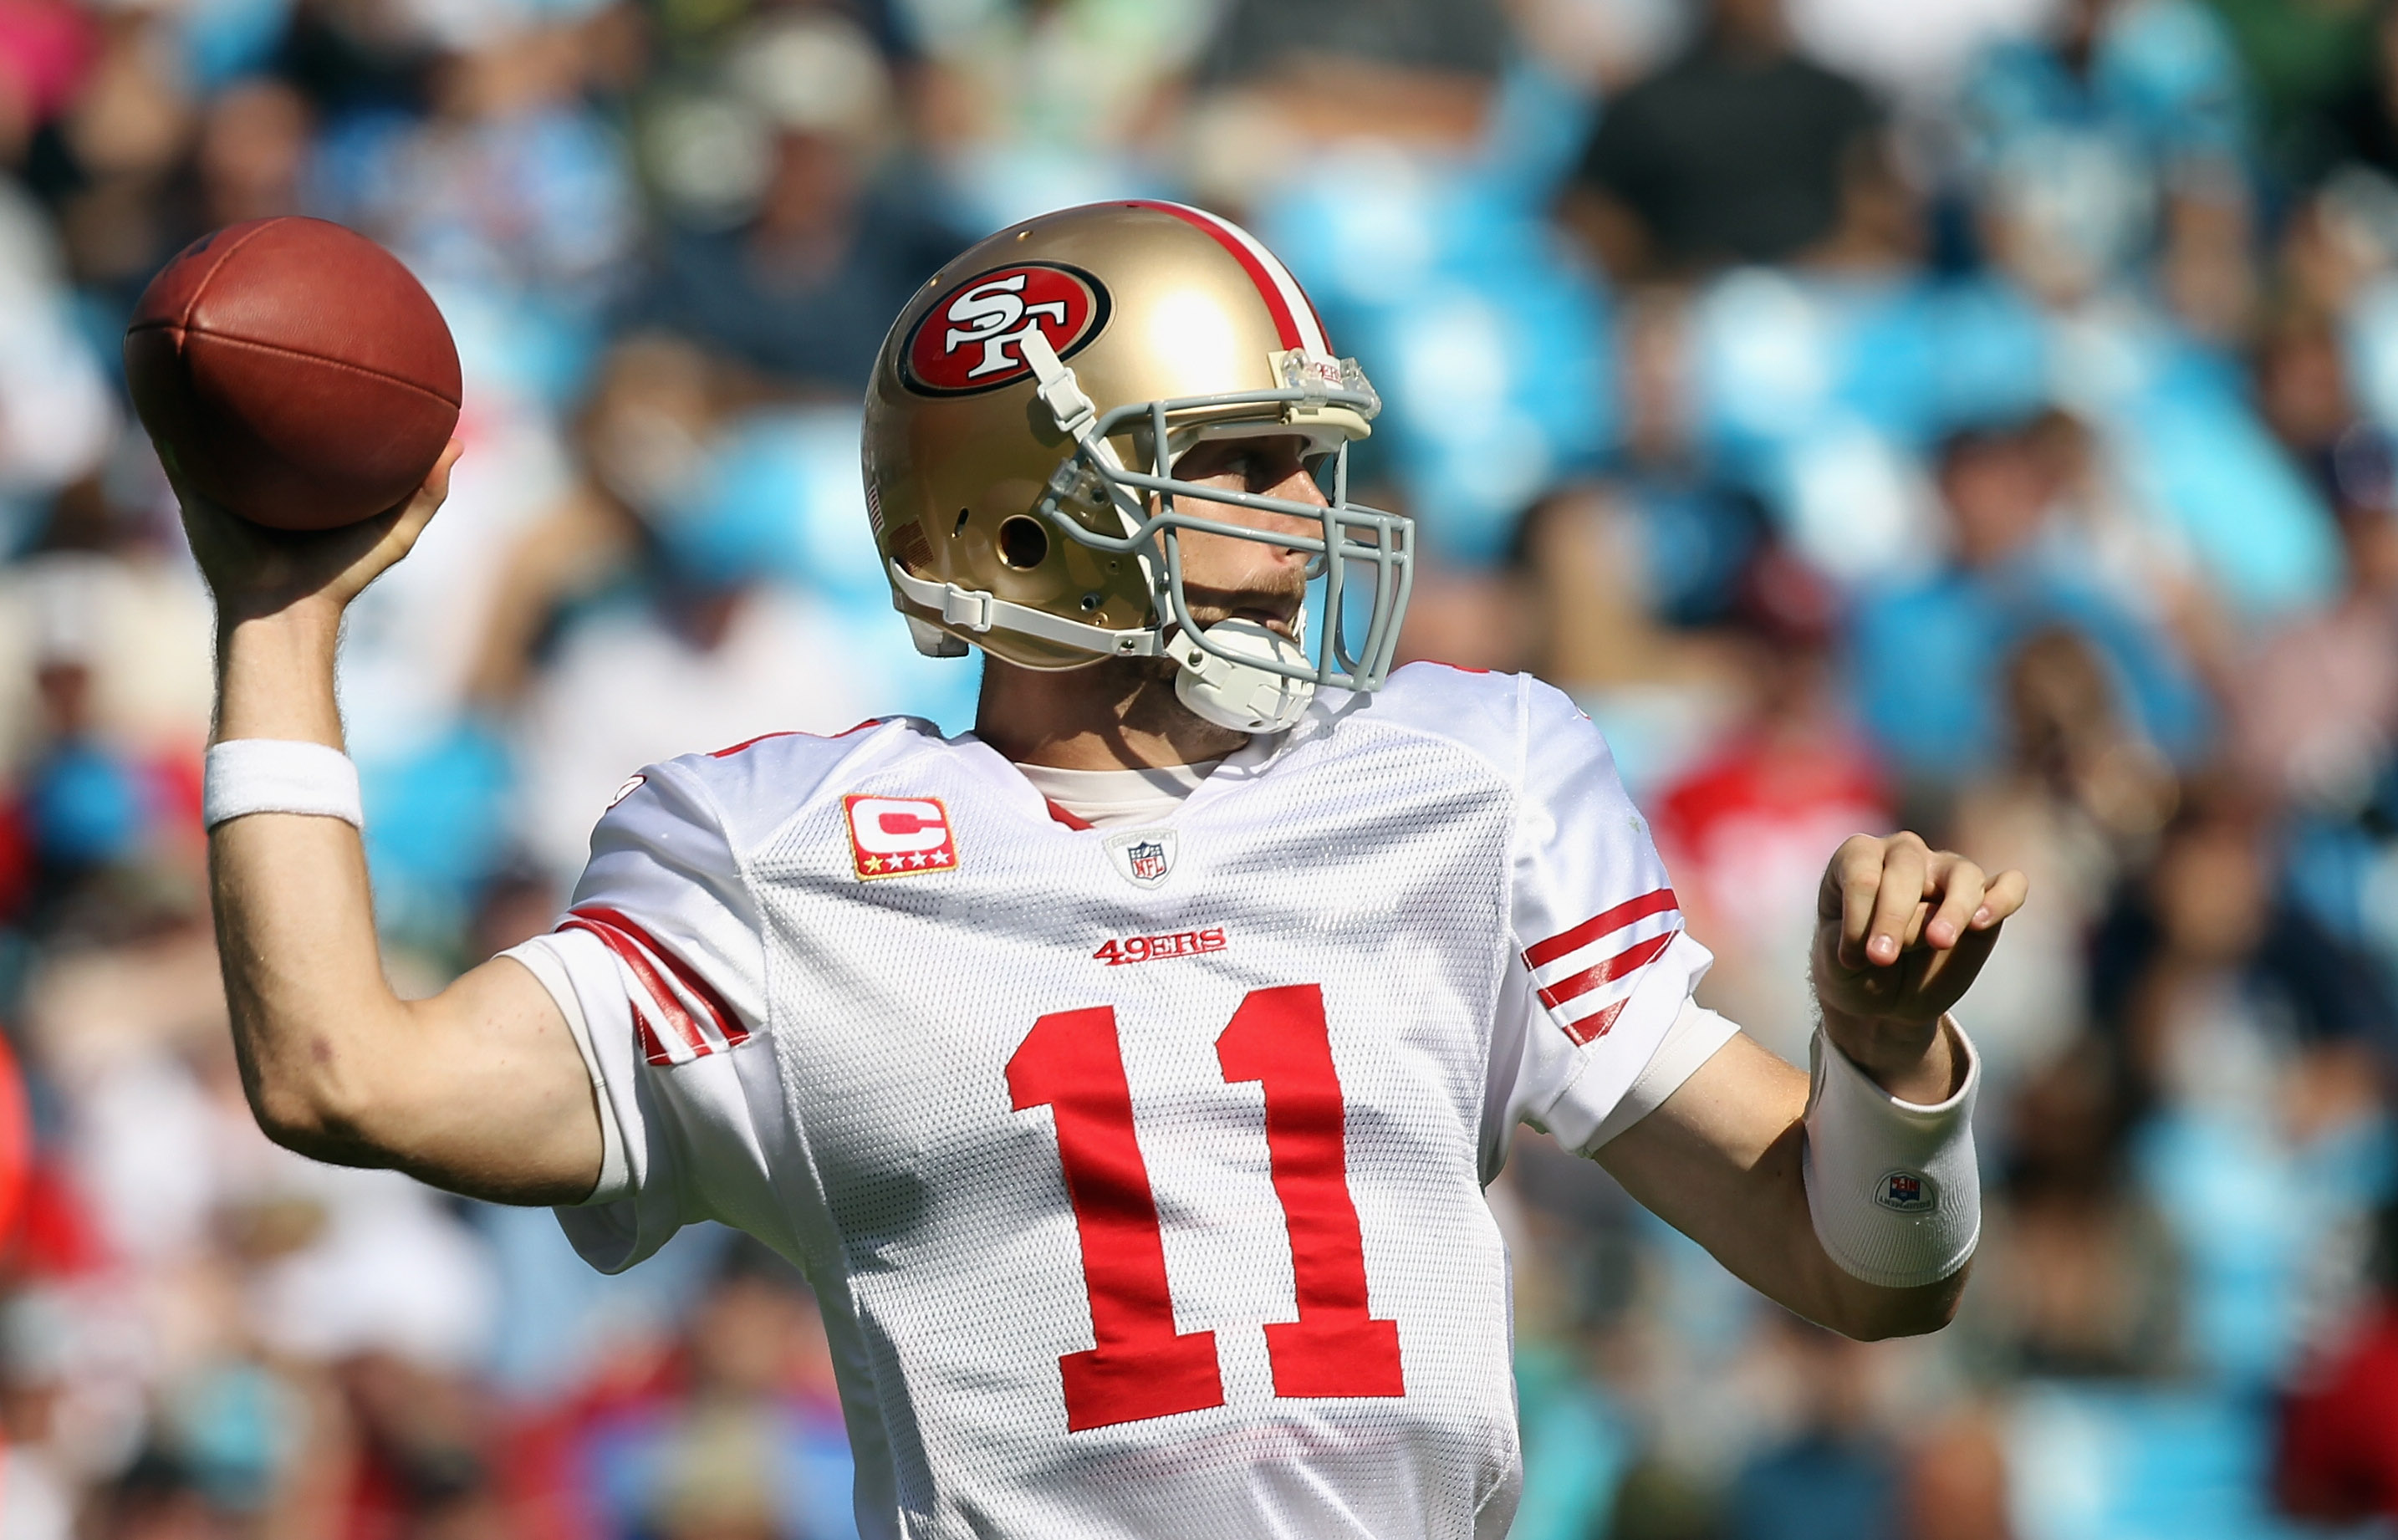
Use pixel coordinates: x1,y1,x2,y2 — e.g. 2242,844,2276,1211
1014,760,1221,829
1008,730,1289,829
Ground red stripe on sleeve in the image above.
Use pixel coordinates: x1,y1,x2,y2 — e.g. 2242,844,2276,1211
569,906,748,1048
632,1004,678,1067
1523,887,1679,971
1561,997,1630,1047
1121,200,1304,349
561,916,712,1056
1536,929,1679,1012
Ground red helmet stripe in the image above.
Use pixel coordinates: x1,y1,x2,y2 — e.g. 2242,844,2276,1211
1123,200,1329,354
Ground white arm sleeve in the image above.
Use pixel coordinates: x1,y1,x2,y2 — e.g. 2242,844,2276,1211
499,759,770,1274
1486,678,1716,1170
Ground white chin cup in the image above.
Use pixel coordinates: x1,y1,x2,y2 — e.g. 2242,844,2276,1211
1171,618,1314,734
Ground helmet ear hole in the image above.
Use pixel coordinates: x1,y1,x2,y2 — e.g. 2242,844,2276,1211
997,516,1050,569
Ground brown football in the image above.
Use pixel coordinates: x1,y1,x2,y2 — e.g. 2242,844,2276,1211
124,217,462,532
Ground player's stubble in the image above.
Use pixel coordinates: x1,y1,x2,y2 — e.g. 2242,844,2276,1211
1083,557,1312,738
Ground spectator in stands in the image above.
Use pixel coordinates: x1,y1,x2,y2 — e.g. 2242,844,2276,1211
1182,0,1516,211
0,530,208,939
1606,288,1775,633
1726,1318,1900,1540
329,1349,506,1539
1850,424,2211,787
0,0,95,171
2092,792,2398,1111
36,8,195,309
1958,0,2253,337
1655,548,1889,1065
1500,291,1773,793
307,4,638,309
638,11,963,395
901,0,1216,230
2089,791,2398,1388
187,77,309,232
1561,0,1882,278
519,1241,856,1540
503,335,875,879
2237,326,2398,814
467,334,691,715
1944,627,2174,1096
1963,1034,2183,1378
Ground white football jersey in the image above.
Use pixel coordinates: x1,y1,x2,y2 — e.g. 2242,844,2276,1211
506,663,1721,1540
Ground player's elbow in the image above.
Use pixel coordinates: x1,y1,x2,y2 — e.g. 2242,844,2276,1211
245,1073,374,1165
238,1031,402,1169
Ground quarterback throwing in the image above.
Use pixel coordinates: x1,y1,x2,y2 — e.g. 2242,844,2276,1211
184,201,2025,1539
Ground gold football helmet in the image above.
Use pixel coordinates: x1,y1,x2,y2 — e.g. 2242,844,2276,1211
861,200,1414,733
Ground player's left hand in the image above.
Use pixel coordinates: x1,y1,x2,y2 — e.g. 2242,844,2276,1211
1811,833,2028,1098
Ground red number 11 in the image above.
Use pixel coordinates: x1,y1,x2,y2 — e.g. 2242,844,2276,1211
1006,983,1405,1432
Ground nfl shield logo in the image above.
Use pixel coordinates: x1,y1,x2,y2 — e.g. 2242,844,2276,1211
1104,828,1178,889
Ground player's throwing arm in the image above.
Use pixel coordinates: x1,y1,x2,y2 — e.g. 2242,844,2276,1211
133,221,604,1206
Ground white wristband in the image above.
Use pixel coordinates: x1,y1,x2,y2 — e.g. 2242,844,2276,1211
1801,1017,1981,1289
203,739,365,830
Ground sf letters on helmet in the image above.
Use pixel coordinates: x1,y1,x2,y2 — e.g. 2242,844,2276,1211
946,276,1065,378
902,263,1109,395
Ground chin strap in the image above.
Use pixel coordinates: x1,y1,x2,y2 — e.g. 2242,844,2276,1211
1019,329,1166,569
890,560,1316,732
887,562,1162,659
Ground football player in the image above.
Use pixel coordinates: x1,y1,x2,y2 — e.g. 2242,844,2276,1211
185,201,2026,1538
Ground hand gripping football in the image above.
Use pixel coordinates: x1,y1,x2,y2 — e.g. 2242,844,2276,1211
124,217,462,531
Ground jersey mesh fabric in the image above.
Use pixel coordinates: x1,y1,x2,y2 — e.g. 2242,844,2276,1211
517,665,1713,1540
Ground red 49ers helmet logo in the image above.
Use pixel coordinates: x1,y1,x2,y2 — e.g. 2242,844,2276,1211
901,263,1110,396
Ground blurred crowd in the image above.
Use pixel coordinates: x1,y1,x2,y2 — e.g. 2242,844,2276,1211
3,0,2398,1535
